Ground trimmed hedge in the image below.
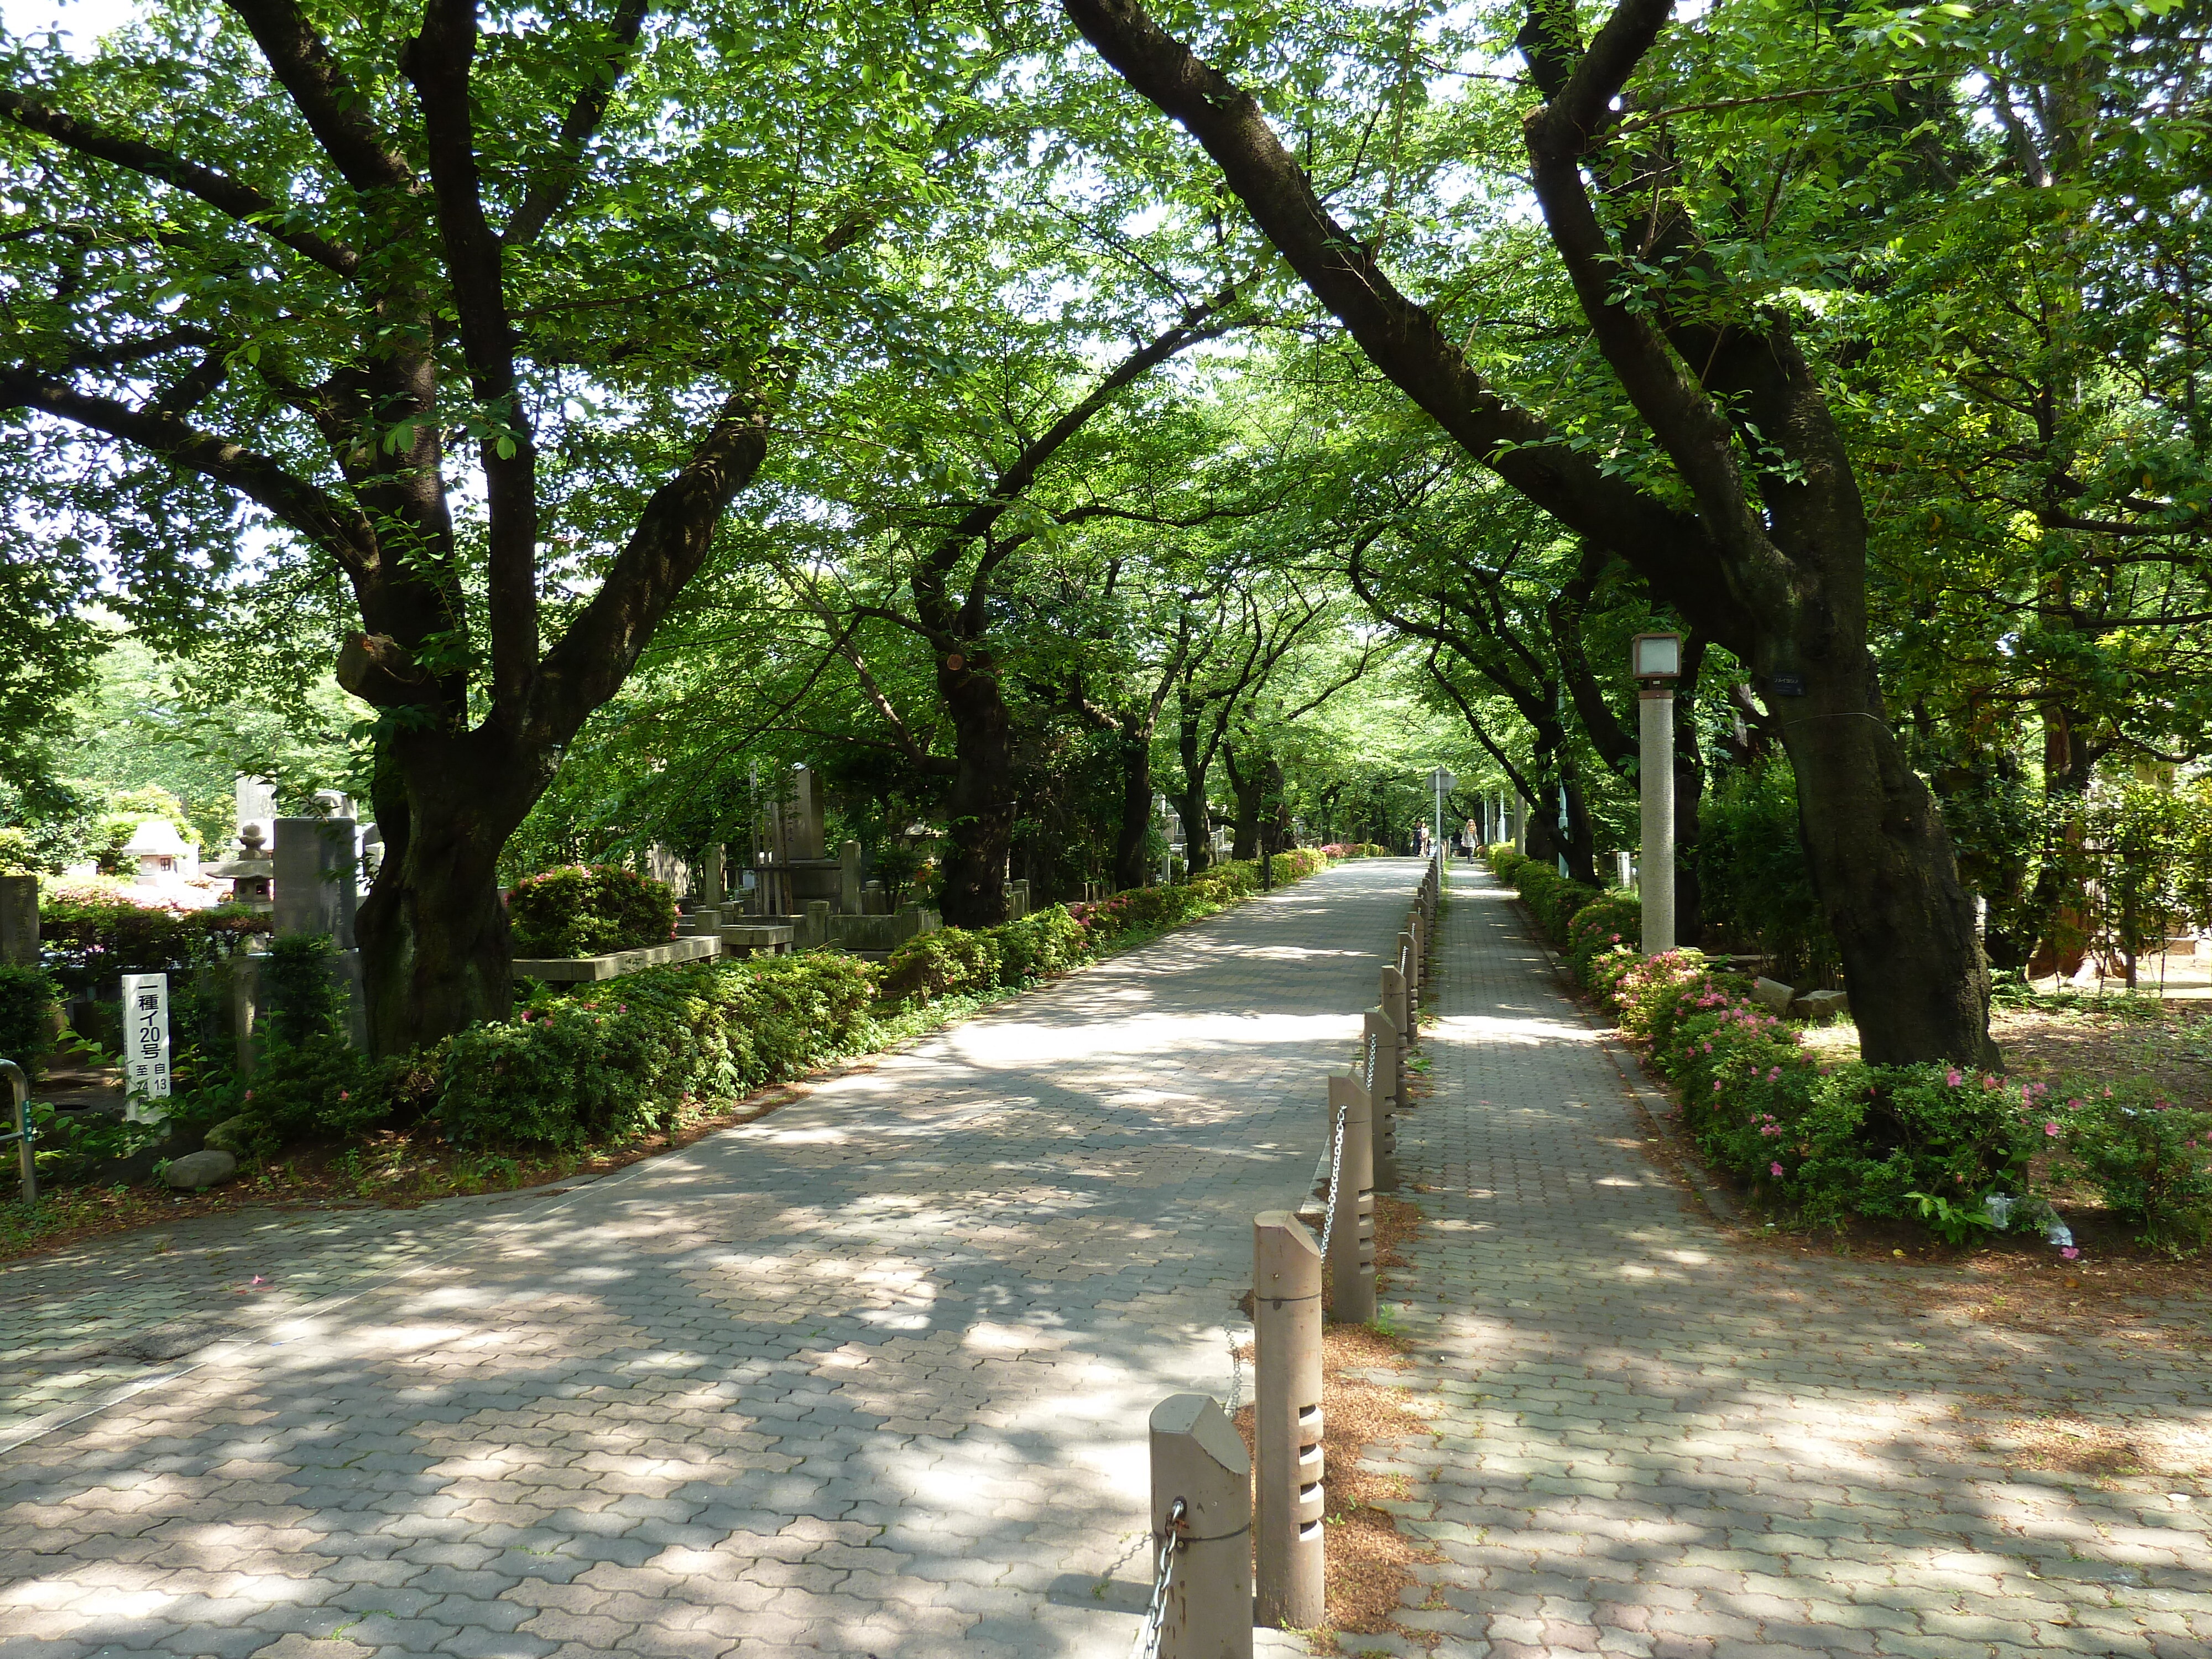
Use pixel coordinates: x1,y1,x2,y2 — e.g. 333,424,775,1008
880,906,1090,1005
439,951,879,1147
508,864,677,957
1480,844,1599,945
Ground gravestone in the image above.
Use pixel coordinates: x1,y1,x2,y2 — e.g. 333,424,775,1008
0,874,35,966
838,841,863,914
700,842,726,905
273,817,358,947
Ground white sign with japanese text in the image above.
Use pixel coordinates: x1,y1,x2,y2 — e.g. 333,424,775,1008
121,971,171,1122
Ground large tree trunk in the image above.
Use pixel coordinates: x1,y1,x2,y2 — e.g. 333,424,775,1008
1782,667,1995,1066
1176,709,1213,875
938,664,1014,927
357,729,542,1056
1112,725,1155,891
1225,747,1265,859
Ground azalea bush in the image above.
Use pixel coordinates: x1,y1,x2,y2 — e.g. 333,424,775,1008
1565,894,1641,983
2057,1082,2212,1250
38,884,263,992
507,864,676,958
438,951,880,1147
1594,948,2065,1243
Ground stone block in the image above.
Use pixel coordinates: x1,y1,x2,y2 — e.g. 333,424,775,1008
1790,988,1850,1022
272,817,358,947
1749,976,1796,1013
510,937,721,983
164,1149,237,1190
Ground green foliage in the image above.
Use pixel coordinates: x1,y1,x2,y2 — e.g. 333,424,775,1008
1696,763,1838,982
1491,853,1600,946
2057,1082,2212,1250
508,865,677,958
1594,950,2046,1239
881,904,1093,1004
0,964,58,1076
0,828,52,876
436,952,879,1149
1566,894,1641,983
237,933,372,1147
37,885,262,993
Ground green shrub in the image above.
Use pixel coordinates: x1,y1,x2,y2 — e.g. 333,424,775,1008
237,933,374,1145
38,885,263,992
2058,1081,2212,1250
1508,862,1602,944
879,925,1007,1006
436,951,878,1147
1566,894,1641,982
508,864,676,957
0,964,58,1077
1599,949,2045,1238
1697,761,1839,983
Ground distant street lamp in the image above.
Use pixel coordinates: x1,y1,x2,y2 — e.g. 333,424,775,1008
1631,633,1682,954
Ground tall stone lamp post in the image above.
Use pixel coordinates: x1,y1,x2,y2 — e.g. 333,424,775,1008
1631,632,1682,954
1427,766,1455,863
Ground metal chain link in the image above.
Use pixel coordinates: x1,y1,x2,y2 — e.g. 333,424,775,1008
1316,1094,1350,1257
1363,1028,1379,1092
1130,1498,1187,1659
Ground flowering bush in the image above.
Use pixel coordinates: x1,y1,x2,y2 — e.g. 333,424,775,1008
1598,949,2059,1239
1318,842,1387,858
39,885,263,992
1565,893,1641,983
2057,1082,2212,1249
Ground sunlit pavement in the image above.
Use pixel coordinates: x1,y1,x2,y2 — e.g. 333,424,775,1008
0,860,1423,1658
1367,864,2212,1658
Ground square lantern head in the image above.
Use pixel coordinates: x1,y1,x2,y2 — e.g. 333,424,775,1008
1631,632,1682,681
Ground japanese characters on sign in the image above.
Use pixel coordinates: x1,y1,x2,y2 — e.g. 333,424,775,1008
120,971,171,1123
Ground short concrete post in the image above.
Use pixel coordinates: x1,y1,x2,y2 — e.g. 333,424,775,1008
1363,1010,1399,1192
1149,1393,1253,1659
1381,962,1410,1113
1253,1214,1324,1630
1325,1071,1375,1323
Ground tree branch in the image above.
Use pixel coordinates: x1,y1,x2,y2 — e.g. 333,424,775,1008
404,0,538,719
503,0,653,248
0,90,361,275
222,0,415,193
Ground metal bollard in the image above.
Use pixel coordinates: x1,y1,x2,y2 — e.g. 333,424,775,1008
1363,1010,1399,1192
0,1060,34,1207
1253,1213,1324,1629
1325,1071,1376,1323
1148,1393,1253,1659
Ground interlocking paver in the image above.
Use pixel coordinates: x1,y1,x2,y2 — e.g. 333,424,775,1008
1384,863,2212,1659
2,863,1425,1654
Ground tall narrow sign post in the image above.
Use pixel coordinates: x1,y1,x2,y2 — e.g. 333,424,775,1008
1426,766,1455,863
120,972,171,1123
1630,634,1682,955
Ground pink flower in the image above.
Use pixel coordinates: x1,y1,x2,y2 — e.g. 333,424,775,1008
1945,1070,1962,1087
1770,1162,1785,1177
2060,1246,2080,1260
338,1089,349,1102
1981,1074,2000,1091
1767,1067,1782,1082
2043,1121,2059,1137
1713,1081,1722,1093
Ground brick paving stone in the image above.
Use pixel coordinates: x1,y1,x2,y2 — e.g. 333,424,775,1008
1381,863,2212,1659
2,865,1428,1655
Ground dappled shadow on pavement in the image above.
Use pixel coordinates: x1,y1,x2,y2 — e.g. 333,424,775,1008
0,860,1426,1658
1374,869,2212,1658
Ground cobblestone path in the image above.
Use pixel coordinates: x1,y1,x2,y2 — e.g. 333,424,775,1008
1376,863,2212,1659
0,860,1424,1658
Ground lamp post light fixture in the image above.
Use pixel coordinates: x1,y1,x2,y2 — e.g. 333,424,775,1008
1631,632,1682,955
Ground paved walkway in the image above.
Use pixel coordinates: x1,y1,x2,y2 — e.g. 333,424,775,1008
1376,863,2212,1658
0,860,1425,1658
